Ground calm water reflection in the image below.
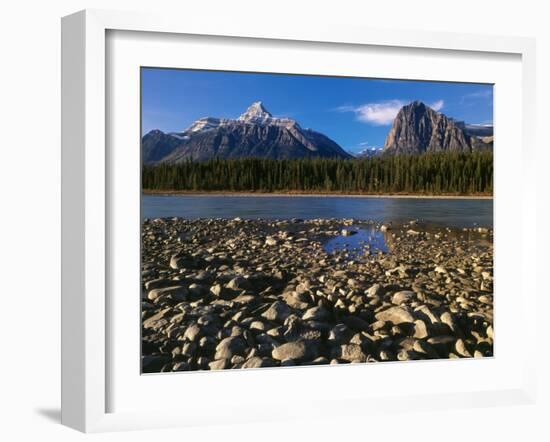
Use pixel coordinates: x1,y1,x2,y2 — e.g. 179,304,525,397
324,227,389,257
142,195,493,228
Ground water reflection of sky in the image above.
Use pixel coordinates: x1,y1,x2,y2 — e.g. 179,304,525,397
324,227,388,258
142,195,493,228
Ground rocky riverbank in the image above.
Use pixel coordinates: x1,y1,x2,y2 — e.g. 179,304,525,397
141,217,493,373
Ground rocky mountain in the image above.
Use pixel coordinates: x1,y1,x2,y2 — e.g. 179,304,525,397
354,147,382,159
382,101,492,155
142,102,352,164
142,129,186,164
463,123,493,138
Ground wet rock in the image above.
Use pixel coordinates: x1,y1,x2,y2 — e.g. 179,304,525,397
341,229,357,237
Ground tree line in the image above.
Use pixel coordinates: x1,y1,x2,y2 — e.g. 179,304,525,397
142,151,493,195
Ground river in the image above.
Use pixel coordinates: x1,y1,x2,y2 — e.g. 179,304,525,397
142,195,493,228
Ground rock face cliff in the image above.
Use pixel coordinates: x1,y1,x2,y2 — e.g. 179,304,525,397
382,101,487,154
142,102,352,164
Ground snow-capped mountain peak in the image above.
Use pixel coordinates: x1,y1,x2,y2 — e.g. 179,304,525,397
184,117,227,133
143,101,352,163
238,101,273,122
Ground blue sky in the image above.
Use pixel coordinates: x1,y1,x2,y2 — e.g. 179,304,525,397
141,68,493,153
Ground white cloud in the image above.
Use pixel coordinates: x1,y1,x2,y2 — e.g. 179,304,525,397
337,99,444,125
353,100,406,125
430,99,444,111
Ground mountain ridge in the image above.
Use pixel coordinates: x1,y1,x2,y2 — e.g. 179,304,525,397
142,102,353,164
382,101,492,155
142,101,492,164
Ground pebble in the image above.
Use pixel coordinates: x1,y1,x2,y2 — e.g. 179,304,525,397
141,217,493,372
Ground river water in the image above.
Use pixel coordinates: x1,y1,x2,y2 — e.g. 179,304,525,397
142,195,493,228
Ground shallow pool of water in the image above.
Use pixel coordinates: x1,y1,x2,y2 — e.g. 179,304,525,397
323,226,388,258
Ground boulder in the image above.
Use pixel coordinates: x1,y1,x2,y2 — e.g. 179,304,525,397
183,324,202,342
214,336,247,360
302,306,331,322
455,339,473,358
375,306,414,324
413,319,429,339
262,301,291,322
328,323,353,344
242,357,276,369
145,278,176,290
147,286,188,302
226,276,251,291
391,290,416,305
209,358,229,370
335,344,367,362
365,284,383,298
341,315,371,332
272,341,317,361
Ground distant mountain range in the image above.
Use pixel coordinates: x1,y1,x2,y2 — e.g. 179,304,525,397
142,101,492,164
142,102,352,164
354,147,382,158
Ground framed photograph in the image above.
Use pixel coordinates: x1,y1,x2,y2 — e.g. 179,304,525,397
61,9,537,432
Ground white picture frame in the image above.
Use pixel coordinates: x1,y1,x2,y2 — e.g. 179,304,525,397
61,9,537,433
